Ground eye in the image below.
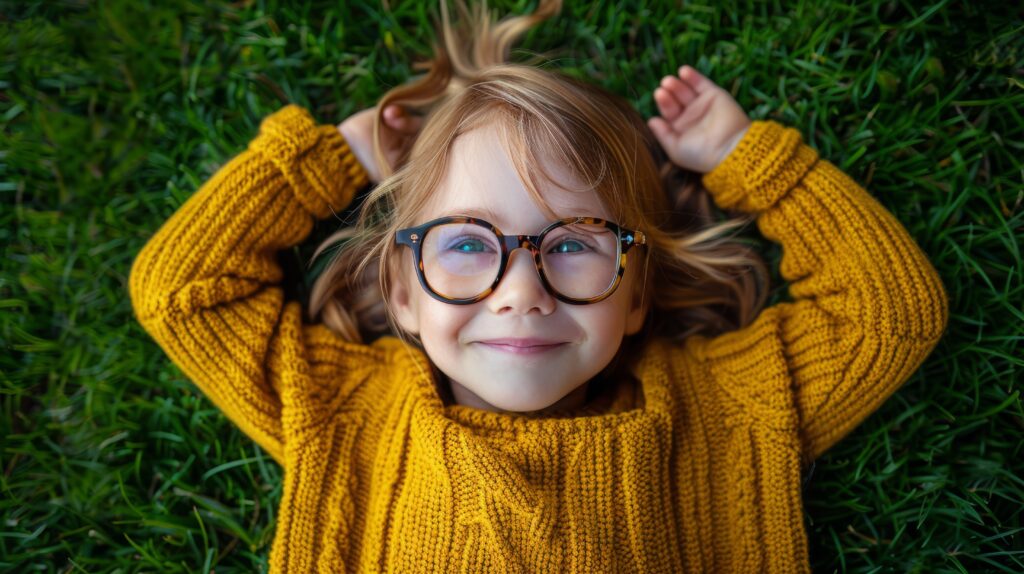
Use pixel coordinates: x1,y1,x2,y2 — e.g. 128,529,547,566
549,239,586,254
449,237,494,253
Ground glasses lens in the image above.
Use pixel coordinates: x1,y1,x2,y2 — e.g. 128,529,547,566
541,223,621,300
421,222,501,300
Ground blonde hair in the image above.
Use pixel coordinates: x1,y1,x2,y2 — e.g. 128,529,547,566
307,0,768,348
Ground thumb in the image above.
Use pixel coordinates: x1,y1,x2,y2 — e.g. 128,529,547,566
647,117,673,149
383,104,423,135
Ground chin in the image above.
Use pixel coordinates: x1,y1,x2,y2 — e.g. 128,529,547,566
470,384,568,413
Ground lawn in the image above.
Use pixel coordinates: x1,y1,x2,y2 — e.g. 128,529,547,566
2,0,1022,571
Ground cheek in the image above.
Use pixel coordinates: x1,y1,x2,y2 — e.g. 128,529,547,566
572,295,630,344
587,307,628,341
415,296,476,348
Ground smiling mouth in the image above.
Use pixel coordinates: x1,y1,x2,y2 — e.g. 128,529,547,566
476,339,568,355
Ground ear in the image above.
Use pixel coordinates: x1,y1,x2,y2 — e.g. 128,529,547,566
625,291,648,335
624,263,650,336
389,261,421,336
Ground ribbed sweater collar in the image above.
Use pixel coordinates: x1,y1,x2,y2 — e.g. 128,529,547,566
371,337,683,568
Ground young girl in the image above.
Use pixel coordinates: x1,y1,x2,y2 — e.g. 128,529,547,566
129,0,948,571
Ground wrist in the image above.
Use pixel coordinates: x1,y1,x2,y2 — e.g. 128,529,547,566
713,122,751,172
702,121,818,213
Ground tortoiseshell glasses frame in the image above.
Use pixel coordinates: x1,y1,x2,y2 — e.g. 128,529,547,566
394,215,647,305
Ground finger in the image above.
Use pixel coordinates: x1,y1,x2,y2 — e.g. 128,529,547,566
383,104,403,127
383,105,422,134
647,116,675,145
661,75,698,106
398,112,423,134
678,65,713,93
653,87,681,119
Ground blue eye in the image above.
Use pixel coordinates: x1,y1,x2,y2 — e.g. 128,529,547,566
450,237,492,253
549,240,585,254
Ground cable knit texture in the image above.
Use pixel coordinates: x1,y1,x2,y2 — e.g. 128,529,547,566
129,105,948,572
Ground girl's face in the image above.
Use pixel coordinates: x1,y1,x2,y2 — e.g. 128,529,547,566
390,124,647,413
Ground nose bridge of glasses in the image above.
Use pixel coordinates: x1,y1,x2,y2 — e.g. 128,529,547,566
498,235,545,285
494,235,550,305
499,234,543,254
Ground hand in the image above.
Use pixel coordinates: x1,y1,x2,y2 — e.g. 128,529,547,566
338,104,423,184
647,66,751,173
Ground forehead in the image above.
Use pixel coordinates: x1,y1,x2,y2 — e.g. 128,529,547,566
417,123,609,232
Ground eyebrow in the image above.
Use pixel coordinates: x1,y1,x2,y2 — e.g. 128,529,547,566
438,207,608,232
447,207,503,224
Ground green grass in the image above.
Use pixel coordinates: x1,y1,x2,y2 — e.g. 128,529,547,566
2,0,1021,571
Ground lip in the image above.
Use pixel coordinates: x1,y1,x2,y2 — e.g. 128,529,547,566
476,338,568,355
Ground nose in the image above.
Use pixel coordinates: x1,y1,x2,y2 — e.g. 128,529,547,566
486,247,556,315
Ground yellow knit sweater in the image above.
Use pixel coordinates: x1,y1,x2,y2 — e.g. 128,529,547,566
129,105,948,572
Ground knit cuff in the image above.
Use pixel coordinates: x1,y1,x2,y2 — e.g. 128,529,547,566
248,104,370,219
702,120,819,213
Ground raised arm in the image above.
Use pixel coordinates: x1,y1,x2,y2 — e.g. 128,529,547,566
649,67,949,463
128,105,369,464
700,121,948,461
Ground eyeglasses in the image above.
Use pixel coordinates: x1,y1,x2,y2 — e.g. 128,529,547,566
394,215,647,305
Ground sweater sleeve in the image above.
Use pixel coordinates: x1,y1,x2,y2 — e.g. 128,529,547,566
128,105,369,465
698,120,949,463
